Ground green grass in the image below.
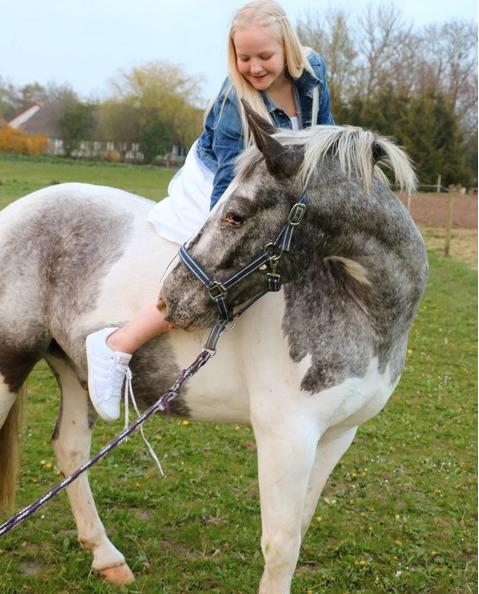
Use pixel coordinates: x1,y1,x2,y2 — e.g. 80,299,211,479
0,156,476,593
0,153,175,208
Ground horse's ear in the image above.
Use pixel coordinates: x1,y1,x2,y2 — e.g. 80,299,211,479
240,98,276,135
241,100,303,179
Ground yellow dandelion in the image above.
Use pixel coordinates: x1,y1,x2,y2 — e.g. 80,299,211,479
394,539,402,546
181,420,190,426
315,515,322,522
42,462,53,470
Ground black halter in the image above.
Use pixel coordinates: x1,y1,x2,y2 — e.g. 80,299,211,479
179,191,308,353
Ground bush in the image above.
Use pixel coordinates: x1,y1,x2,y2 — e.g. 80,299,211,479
0,127,48,156
102,149,122,162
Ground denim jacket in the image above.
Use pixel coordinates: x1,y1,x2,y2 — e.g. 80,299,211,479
196,50,334,209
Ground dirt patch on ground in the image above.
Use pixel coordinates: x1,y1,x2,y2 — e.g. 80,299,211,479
396,192,477,270
398,192,477,229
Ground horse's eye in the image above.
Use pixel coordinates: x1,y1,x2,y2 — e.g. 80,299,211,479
225,212,246,226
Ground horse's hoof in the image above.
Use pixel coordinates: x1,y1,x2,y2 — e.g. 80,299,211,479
99,563,135,584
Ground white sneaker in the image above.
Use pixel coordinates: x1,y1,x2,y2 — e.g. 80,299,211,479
86,327,132,421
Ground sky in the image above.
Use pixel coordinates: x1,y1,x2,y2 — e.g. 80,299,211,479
1,0,477,106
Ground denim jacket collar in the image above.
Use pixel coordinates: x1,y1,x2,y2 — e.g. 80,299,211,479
295,66,323,99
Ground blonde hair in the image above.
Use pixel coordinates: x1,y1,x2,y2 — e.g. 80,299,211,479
225,0,319,146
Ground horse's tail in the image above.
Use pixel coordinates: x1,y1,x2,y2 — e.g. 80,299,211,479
0,386,25,513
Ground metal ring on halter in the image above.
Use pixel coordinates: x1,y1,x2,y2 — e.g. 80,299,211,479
264,242,282,261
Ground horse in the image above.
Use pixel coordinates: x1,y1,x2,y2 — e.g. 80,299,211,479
0,109,428,594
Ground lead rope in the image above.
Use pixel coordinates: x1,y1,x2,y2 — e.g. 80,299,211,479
0,348,212,537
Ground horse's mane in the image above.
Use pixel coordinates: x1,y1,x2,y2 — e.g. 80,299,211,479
235,125,417,194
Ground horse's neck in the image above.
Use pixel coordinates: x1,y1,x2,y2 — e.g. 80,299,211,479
302,175,427,287
284,180,428,341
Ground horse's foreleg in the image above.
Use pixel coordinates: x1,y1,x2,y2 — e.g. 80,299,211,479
47,355,134,585
251,412,319,594
301,426,357,537
0,376,23,511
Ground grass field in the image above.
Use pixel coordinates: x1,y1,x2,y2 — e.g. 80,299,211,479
0,154,173,209
0,155,476,593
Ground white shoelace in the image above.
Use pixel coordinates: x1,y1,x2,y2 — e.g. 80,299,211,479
121,365,165,476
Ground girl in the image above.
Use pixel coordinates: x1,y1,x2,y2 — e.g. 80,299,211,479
86,0,334,421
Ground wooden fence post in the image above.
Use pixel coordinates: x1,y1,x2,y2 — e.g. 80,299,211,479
444,187,455,257
436,174,442,193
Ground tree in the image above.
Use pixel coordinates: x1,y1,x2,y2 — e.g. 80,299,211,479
139,112,174,163
356,4,417,99
297,8,358,109
340,86,471,187
0,78,21,122
59,99,96,157
297,3,477,187
106,61,204,153
419,20,478,131
96,99,140,145
17,82,48,106
44,83,78,105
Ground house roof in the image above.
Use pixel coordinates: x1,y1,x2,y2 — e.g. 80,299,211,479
8,103,41,129
7,102,63,137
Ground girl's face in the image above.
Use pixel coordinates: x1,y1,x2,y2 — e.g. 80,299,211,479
233,25,286,92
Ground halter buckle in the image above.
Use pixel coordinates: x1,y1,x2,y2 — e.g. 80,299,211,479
288,203,307,226
207,281,227,301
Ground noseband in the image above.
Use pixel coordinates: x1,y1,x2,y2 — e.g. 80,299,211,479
178,191,308,353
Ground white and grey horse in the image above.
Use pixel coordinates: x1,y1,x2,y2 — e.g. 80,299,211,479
0,111,428,593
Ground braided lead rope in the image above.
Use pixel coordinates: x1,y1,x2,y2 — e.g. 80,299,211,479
0,348,212,538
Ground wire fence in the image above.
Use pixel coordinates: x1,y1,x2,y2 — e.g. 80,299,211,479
397,185,477,258
393,184,477,195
